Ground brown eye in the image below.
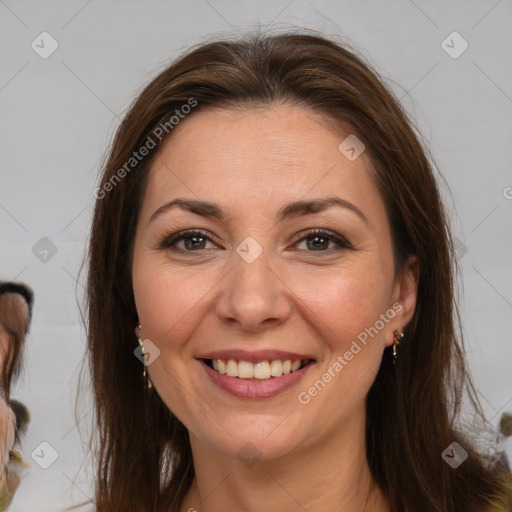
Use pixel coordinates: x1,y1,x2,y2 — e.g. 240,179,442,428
159,230,218,252
306,234,330,251
183,235,207,250
295,229,352,252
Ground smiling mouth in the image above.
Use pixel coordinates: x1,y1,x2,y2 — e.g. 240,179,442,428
203,358,313,380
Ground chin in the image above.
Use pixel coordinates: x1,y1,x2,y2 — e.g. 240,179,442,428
191,415,308,464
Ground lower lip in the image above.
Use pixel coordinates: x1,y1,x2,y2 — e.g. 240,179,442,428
199,360,315,399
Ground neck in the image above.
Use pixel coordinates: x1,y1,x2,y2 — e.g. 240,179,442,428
180,410,390,512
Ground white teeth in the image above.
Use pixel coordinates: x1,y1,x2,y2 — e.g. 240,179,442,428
253,361,271,380
270,360,283,377
226,359,238,377
238,360,253,379
210,358,308,379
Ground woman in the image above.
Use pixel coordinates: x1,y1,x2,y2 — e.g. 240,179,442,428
86,31,512,511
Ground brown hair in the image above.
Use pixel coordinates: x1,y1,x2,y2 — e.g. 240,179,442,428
0,282,33,398
85,30,511,511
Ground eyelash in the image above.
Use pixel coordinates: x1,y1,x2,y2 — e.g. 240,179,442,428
157,228,352,254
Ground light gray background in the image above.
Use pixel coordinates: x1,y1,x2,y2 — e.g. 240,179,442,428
1,1,511,510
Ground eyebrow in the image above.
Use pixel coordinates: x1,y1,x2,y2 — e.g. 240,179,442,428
148,197,368,225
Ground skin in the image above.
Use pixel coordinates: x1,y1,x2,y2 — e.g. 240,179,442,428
132,105,419,511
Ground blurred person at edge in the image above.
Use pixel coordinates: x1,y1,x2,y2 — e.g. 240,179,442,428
0,282,33,507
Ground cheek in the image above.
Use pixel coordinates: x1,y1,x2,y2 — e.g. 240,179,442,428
291,270,390,424
132,256,220,350
290,260,393,350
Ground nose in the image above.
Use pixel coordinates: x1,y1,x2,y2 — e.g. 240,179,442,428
215,247,292,332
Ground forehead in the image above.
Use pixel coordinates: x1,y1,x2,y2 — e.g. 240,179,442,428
142,105,386,222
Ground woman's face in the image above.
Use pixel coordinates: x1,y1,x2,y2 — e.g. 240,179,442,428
132,105,418,463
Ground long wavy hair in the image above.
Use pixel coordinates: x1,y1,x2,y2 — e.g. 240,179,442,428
85,30,512,511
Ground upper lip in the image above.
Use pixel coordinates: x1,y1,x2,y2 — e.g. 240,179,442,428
197,349,315,363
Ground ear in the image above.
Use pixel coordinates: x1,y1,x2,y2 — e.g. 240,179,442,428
134,323,141,337
385,255,420,347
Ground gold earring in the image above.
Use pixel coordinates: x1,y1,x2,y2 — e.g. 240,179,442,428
392,329,404,365
138,325,153,389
